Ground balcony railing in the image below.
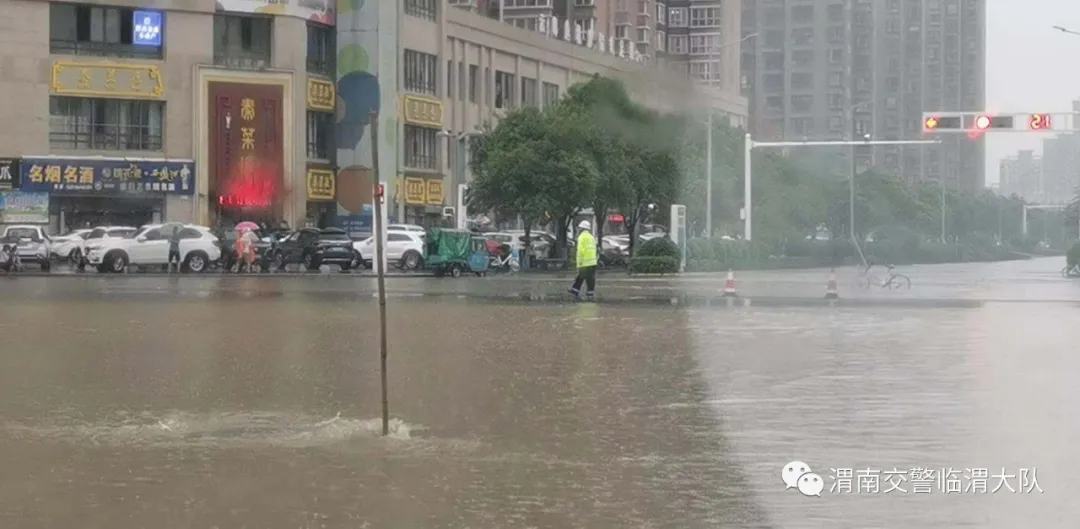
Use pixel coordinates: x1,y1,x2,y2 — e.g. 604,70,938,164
214,51,272,70
50,39,163,60
306,57,335,77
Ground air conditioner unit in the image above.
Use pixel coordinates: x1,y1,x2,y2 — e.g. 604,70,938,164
442,207,456,218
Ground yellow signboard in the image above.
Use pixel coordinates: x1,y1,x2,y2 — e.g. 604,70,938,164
425,178,444,205
402,95,443,128
306,168,336,200
404,177,426,205
307,78,335,111
51,62,164,99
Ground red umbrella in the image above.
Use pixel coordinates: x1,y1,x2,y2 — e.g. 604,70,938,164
235,221,260,231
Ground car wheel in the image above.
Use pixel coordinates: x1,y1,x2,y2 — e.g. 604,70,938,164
401,250,422,271
272,252,286,272
108,251,128,273
183,251,208,273
303,254,319,271
450,264,462,278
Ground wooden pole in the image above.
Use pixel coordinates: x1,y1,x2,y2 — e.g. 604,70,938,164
370,110,390,436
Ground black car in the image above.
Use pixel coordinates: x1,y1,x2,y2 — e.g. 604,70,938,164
268,227,354,271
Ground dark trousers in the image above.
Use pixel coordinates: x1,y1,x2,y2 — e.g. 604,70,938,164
168,248,180,267
570,265,596,295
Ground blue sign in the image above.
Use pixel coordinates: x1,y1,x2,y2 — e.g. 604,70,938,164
20,158,195,195
338,205,374,238
133,11,162,47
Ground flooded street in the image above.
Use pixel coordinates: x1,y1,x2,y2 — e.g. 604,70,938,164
0,257,1074,528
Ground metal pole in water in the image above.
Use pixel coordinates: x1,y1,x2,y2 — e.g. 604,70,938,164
370,110,390,436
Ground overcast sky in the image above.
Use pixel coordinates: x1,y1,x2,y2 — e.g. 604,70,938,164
985,0,1080,185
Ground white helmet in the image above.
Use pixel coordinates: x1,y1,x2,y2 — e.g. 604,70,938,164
577,220,591,231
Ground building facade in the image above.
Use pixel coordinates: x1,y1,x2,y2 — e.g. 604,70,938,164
0,0,746,233
0,0,335,231
375,0,747,226
999,150,1043,203
741,0,985,193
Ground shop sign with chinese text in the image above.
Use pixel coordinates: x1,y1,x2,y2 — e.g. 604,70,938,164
0,158,16,189
402,95,444,128
307,79,335,111
306,168,335,200
425,178,444,205
19,158,195,194
51,62,164,99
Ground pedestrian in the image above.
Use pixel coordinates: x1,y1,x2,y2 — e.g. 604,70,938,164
168,227,182,272
568,220,598,301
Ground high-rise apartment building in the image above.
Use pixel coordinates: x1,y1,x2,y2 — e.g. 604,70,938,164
1032,98,1080,205
457,0,743,86
999,150,1043,202
741,0,986,193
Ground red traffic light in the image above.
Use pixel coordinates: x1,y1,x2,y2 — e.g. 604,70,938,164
974,115,992,130
374,184,384,198
1030,113,1052,130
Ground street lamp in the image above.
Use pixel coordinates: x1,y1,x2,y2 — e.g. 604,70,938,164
704,32,758,238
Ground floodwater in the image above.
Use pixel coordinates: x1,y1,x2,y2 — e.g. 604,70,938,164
0,260,1074,528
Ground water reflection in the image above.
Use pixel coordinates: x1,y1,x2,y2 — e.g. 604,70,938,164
0,297,767,528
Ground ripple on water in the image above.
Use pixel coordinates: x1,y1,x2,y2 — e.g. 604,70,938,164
4,410,424,449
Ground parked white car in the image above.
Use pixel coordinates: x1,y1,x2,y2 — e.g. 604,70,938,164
80,226,138,258
386,224,426,234
353,230,425,270
0,225,52,270
50,229,92,261
85,223,220,273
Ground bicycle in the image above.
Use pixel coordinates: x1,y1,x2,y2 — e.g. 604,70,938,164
489,252,520,273
864,264,911,289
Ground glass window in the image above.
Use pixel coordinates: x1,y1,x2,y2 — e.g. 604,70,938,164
404,0,437,20
306,111,333,160
49,96,164,151
177,228,202,239
87,228,107,239
213,14,272,69
5,228,42,241
306,23,335,76
141,228,162,240
541,82,559,107
387,233,410,242
689,6,721,27
403,49,438,95
319,231,351,241
50,3,163,59
403,125,438,170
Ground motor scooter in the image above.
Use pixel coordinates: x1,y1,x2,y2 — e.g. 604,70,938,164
0,241,23,273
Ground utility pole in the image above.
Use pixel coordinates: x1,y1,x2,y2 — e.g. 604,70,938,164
369,110,389,437
705,113,713,237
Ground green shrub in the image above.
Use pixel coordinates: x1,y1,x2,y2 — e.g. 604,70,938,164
1068,242,1080,268
629,256,679,274
636,237,679,258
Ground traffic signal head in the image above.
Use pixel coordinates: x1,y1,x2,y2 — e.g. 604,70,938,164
924,115,962,131
972,115,1013,130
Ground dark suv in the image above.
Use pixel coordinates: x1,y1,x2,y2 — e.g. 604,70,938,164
268,228,354,271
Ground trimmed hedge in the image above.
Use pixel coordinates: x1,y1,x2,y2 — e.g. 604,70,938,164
629,256,679,274
637,237,680,258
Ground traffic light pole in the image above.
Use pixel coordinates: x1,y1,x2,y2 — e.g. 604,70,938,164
742,134,940,242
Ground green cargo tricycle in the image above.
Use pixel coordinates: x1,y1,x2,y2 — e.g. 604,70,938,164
424,228,491,277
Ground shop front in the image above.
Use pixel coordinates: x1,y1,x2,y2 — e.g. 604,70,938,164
401,175,445,226
18,156,195,232
206,81,286,228
305,165,337,228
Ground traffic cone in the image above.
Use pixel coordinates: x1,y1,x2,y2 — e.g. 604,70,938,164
723,269,738,297
825,269,839,299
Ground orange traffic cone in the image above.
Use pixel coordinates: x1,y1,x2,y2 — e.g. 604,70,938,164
723,269,738,297
825,269,839,299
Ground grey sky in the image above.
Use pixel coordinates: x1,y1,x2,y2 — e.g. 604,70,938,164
986,0,1080,186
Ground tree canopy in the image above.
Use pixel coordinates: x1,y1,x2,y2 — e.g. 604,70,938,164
468,75,1066,259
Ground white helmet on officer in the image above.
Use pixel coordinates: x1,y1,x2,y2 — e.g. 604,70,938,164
577,220,591,231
